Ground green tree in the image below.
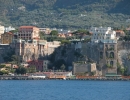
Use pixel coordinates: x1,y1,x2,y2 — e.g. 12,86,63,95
120,68,125,75
39,32,45,39
60,64,66,70
72,29,90,35
61,40,70,44
0,64,6,68
27,65,36,73
106,64,112,68
15,67,27,75
0,70,9,75
20,67,27,74
50,30,58,36
11,55,19,63
54,59,65,70
9,29,18,33
90,71,96,76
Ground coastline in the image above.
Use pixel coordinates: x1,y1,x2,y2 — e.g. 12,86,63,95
0,75,130,81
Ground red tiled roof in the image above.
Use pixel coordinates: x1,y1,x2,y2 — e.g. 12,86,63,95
115,30,124,34
115,30,124,32
7,32,13,35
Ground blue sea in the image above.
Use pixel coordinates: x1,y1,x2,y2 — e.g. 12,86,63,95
0,80,130,100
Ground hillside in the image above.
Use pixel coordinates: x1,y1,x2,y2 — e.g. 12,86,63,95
0,0,130,29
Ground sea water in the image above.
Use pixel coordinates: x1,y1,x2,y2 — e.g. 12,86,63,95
0,80,130,100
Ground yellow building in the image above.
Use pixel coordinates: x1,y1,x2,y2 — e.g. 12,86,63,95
1,32,13,44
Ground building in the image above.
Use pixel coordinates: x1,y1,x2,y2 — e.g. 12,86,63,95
1,32,13,44
58,34,66,38
15,39,39,62
27,60,43,71
90,27,117,43
43,60,50,71
0,25,5,39
73,62,97,75
38,40,61,56
15,39,61,62
89,27,118,75
43,41,61,55
4,26,15,32
115,30,125,40
39,28,51,34
65,33,73,37
18,26,40,40
126,27,130,31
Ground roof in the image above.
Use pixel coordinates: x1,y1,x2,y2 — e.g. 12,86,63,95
33,37,40,40
115,30,124,33
2,32,13,35
126,27,130,30
19,26,38,29
27,60,43,63
7,32,13,35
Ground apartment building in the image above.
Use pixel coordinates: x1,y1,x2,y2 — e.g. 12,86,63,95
90,27,117,43
18,26,40,40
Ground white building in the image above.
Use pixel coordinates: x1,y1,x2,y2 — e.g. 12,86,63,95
4,26,15,32
39,28,51,34
0,25,5,39
90,27,117,43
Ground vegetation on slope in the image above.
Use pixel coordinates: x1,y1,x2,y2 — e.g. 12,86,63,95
0,0,130,29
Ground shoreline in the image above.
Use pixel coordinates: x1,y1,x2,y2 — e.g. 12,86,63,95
0,76,130,81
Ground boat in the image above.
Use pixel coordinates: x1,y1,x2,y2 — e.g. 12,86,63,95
28,74,46,79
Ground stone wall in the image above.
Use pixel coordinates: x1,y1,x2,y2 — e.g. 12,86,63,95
73,62,90,75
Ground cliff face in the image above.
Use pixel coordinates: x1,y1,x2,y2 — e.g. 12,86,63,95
49,41,130,74
117,41,130,74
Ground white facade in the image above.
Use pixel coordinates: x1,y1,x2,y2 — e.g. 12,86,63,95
39,28,51,34
90,27,117,43
0,25,5,39
4,26,15,32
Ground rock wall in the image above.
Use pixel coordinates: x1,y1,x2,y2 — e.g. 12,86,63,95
0,45,12,63
118,41,130,74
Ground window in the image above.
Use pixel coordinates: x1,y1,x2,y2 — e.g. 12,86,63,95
110,52,114,58
110,61,113,66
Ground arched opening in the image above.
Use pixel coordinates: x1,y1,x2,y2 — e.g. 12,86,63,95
110,52,114,58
